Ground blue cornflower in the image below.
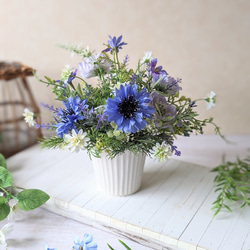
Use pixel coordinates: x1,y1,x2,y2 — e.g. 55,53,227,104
72,233,98,250
104,83,155,133
54,96,88,138
102,35,127,53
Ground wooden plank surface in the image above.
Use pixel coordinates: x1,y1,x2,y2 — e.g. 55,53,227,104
7,141,250,250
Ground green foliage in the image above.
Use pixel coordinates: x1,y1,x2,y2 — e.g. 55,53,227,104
0,202,10,221
0,196,10,220
17,189,50,211
0,167,13,187
56,43,92,58
107,239,131,250
0,154,50,221
211,155,250,216
0,153,7,168
39,136,64,149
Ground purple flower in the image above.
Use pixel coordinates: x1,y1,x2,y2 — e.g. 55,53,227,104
102,35,127,53
67,68,77,83
171,145,181,156
40,103,59,113
123,54,129,68
148,58,167,82
96,113,107,129
149,92,176,129
55,67,77,86
155,75,182,96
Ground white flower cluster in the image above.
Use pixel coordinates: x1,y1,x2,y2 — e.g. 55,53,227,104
63,129,89,153
151,142,173,162
23,108,36,127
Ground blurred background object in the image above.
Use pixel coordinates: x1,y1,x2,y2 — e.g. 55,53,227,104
0,61,42,158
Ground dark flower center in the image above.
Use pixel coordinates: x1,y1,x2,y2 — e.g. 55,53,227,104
117,96,139,119
61,108,75,123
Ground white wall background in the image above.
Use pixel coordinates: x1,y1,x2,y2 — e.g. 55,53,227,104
1,0,250,135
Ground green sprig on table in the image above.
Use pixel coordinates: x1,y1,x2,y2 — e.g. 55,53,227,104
211,155,250,216
0,153,50,221
108,239,132,250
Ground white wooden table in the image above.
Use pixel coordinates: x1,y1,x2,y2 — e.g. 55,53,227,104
3,135,250,250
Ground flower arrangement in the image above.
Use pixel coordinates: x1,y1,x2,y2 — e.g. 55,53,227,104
25,35,222,161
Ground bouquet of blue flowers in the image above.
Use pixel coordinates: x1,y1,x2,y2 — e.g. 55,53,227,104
24,35,222,161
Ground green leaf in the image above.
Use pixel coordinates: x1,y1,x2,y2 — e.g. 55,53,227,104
17,189,50,211
0,153,7,168
107,244,115,250
0,203,10,221
118,240,132,250
224,204,232,213
0,166,13,187
0,196,6,205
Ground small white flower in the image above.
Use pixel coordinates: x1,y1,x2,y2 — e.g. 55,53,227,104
23,108,36,127
0,223,13,248
151,142,173,162
64,129,89,153
205,91,216,110
140,51,153,64
7,199,24,222
78,53,110,79
60,65,70,81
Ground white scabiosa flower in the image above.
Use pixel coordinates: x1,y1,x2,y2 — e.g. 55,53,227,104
151,142,173,162
63,129,89,153
205,91,216,110
23,108,36,127
78,53,110,79
140,51,153,64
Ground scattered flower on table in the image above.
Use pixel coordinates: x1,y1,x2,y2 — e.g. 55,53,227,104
72,233,98,250
25,35,223,161
45,243,57,250
44,233,135,250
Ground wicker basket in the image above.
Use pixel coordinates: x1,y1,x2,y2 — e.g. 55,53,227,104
0,61,42,158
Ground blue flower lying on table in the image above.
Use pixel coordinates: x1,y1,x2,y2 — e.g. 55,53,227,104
45,233,98,250
73,233,98,250
45,233,132,250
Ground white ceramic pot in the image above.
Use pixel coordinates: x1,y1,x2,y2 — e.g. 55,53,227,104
92,150,146,196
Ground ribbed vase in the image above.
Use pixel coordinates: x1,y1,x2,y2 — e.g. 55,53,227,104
92,150,146,196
